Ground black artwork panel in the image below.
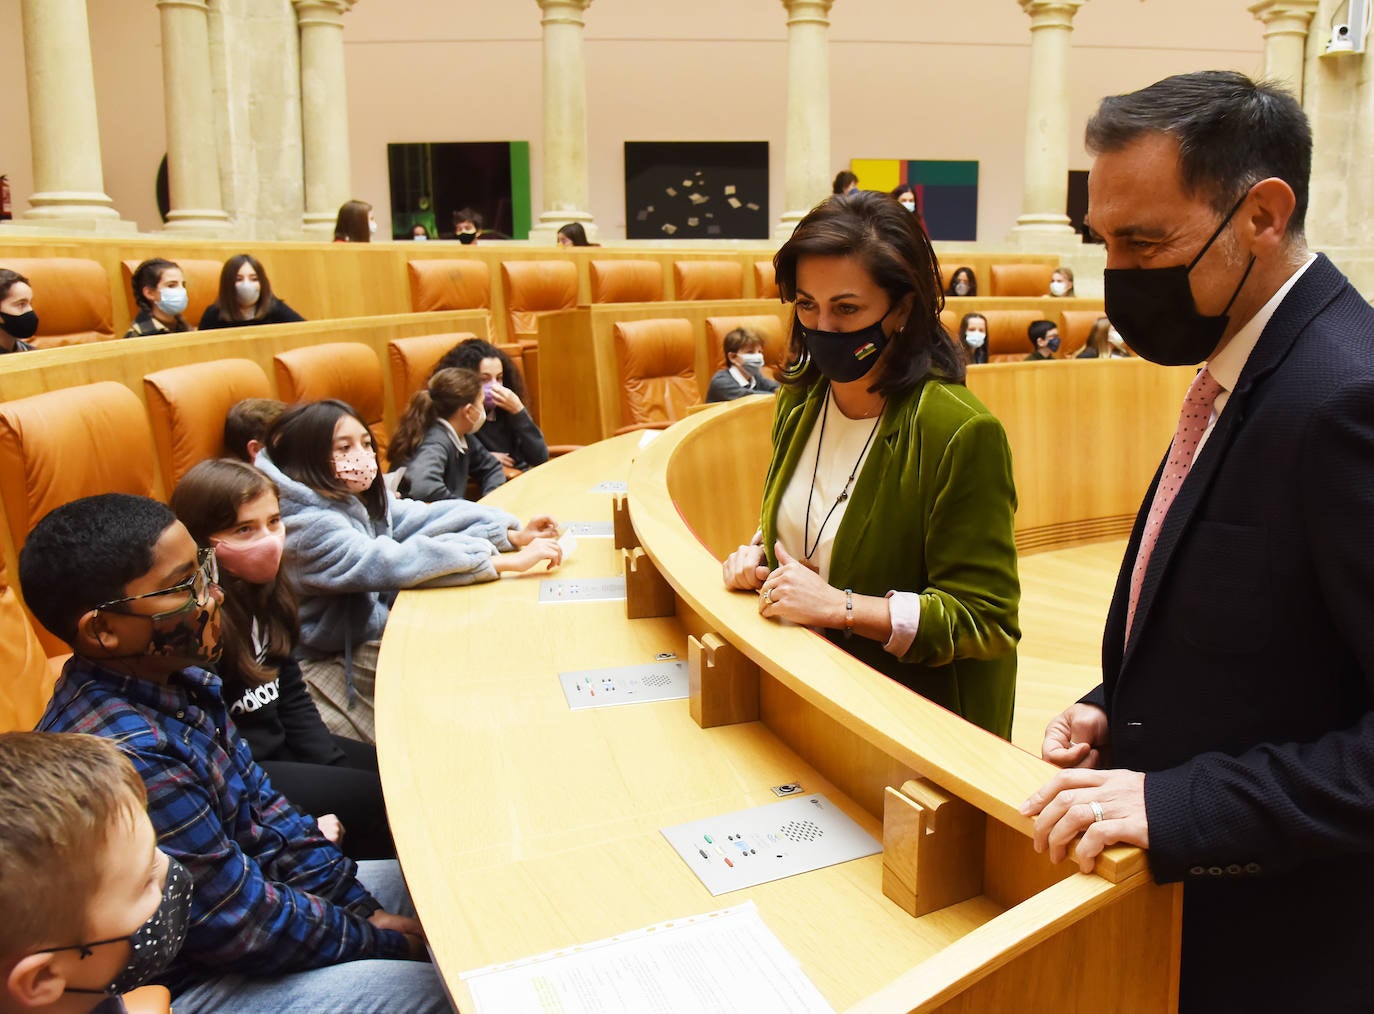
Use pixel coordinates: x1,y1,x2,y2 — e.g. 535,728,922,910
625,141,769,240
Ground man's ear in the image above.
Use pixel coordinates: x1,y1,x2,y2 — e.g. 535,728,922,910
1241,177,1298,259
7,952,67,1008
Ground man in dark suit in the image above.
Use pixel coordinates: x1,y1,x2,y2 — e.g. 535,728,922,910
1021,71,1374,1010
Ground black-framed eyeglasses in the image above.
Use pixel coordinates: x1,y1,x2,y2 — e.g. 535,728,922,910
93,548,219,622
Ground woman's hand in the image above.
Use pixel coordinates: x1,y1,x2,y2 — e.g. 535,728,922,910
492,451,517,469
495,537,563,574
509,515,559,547
490,383,525,415
317,813,344,846
759,542,845,627
723,543,770,590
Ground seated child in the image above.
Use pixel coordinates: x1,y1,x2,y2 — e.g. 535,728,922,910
23,494,452,1013
433,339,549,472
172,458,394,860
389,368,505,502
259,399,562,742
223,398,286,463
706,326,780,403
0,730,191,1013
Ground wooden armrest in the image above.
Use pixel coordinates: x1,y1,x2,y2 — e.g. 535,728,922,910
122,985,172,1014
548,444,582,458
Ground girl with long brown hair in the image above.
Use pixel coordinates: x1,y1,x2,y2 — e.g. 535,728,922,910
389,368,506,501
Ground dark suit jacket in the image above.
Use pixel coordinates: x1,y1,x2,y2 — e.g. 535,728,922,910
1085,255,1374,1010
705,366,779,403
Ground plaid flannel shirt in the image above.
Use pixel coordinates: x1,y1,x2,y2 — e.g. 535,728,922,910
38,658,409,993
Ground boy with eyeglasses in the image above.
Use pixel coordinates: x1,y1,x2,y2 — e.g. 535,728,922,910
23,494,452,1013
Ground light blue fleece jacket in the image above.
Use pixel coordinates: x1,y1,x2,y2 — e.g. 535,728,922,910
255,451,520,658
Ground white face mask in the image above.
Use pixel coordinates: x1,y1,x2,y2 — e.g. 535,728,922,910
368,219,378,235
1107,329,1125,347
964,332,986,349
1050,280,1069,297
737,351,765,369
413,234,427,242
899,200,916,213
953,281,970,297
235,281,260,307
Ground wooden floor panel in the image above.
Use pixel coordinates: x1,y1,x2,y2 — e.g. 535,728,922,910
1011,539,1126,754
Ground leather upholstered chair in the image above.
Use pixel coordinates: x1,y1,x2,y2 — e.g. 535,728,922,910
1060,309,1107,358
120,257,224,330
754,260,779,300
0,549,59,732
273,342,389,464
0,257,115,348
144,358,273,487
673,260,744,301
407,259,492,312
500,260,578,340
704,314,788,378
988,263,1055,297
589,260,664,303
0,382,158,655
985,309,1060,362
386,332,480,415
613,318,699,432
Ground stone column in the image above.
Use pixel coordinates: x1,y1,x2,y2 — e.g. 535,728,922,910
14,0,127,228
775,0,835,239
1008,0,1088,249
1248,0,1320,102
294,0,357,236
529,0,597,244
157,0,231,232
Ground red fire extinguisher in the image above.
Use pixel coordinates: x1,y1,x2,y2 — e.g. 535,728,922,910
0,176,11,221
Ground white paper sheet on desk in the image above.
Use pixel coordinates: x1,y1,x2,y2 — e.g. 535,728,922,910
459,901,835,1014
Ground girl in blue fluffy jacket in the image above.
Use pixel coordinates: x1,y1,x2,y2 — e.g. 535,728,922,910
257,399,562,742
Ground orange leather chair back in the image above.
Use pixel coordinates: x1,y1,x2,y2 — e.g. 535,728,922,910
1060,309,1107,358
144,359,273,488
407,259,492,312
754,260,779,300
273,343,388,462
704,315,789,376
0,257,114,348
986,309,1060,362
386,332,479,415
989,263,1054,297
589,260,664,303
674,260,744,301
0,550,59,732
613,319,699,427
0,382,157,555
120,258,224,329
501,260,578,338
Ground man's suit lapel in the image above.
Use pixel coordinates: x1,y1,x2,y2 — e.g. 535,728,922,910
1118,254,1343,670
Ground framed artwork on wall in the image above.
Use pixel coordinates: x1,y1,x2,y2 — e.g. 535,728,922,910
849,158,979,242
625,141,769,240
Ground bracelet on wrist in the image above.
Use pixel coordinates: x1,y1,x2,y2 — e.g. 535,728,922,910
843,588,854,638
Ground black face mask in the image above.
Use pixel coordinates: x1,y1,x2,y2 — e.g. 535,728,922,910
1,309,39,341
795,306,892,384
456,231,477,245
53,856,193,996
1102,190,1256,366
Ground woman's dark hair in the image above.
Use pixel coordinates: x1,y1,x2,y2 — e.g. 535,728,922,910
389,368,483,468
773,191,965,394
333,200,372,243
557,222,592,246
171,459,298,687
214,254,276,322
434,337,526,403
0,268,30,304
945,265,977,297
889,183,915,201
1085,70,1311,238
832,171,858,195
131,258,182,314
266,399,387,519
959,312,987,339
1028,319,1057,349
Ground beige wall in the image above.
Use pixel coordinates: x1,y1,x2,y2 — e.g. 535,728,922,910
1,1,1264,239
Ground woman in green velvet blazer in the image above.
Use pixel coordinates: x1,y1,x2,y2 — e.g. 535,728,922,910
723,192,1020,738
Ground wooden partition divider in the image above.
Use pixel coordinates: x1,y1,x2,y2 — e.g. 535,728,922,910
535,299,791,445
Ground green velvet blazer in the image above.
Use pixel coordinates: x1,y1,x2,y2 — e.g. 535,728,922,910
759,377,1021,739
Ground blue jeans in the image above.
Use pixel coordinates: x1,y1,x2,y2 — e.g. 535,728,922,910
171,860,455,1013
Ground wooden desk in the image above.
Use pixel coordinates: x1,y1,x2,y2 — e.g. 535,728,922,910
377,408,1180,1011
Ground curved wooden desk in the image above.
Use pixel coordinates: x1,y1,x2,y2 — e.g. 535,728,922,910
379,367,1186,1011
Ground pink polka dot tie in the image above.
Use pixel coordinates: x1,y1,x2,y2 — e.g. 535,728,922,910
1126,367,1223,643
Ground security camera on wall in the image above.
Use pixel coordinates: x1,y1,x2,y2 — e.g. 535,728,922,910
1328,0,1368,53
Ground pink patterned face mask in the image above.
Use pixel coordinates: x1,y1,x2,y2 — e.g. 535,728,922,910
333,447,378,494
